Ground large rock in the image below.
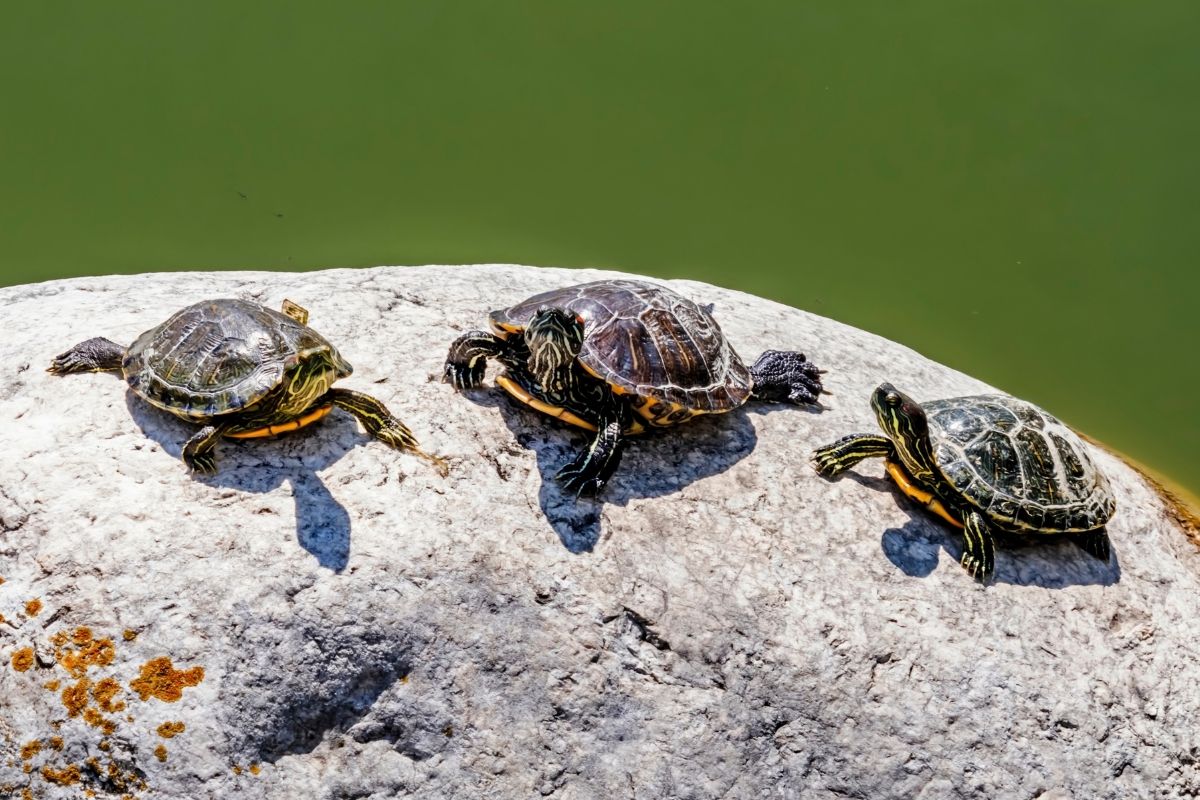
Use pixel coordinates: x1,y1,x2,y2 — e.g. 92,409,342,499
0,265,1197,799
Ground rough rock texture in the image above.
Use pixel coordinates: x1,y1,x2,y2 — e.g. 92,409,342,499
0,265,1197,800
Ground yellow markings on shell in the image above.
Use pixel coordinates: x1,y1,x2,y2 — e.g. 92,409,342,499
226,403,334,440
495,375,596,432
885,461,964,529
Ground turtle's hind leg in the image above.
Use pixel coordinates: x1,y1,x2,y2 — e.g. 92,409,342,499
329,388,448,475
444,331,508,390
1076,529,1111,562
810,434,893,478
48,338,125,375
749,350,824,405
182,424,228,475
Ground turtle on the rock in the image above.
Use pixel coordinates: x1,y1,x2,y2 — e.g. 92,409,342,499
810,383,1116,583
49,298,444,475
444,279,824,496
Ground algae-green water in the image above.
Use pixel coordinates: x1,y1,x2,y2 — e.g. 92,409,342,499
3,2,1197,493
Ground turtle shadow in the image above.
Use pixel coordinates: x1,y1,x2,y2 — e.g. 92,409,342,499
124,392,380,572
842,472,1124,587
462,388,763,553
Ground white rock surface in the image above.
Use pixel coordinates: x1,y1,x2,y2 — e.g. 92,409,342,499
0,264,1197,800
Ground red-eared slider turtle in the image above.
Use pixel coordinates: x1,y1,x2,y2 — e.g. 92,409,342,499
810,383,1116,583
444,279,824,496
48,298,444,475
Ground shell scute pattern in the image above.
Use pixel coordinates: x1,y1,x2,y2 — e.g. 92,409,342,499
491,280,752,416
124,299,339,420
925,395,1116,532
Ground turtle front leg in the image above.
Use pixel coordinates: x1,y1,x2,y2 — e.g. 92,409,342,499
810,434,894,478
556,407,627,498
328,388,448,475
47,338,126,375
749,350,824,405
962,510,997,584
444,331,509,390
182,424,228,475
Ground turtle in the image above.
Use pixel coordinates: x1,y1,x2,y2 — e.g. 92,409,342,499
443,279,825,496
48,298,445,475
810,382,1117,583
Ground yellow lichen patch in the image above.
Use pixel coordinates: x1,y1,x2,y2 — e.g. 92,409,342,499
82,707,117,736
232,764,243,775
20,739,41,760
249,763,261,775
49,736,64,751
41,763,82,785
0,613,6,624
55,627,116,678
24,599,42,617
11,647,34,672
154,745,168,762
157,721,185,739
44,680,61,691
122,629,138,642
129,657,204,702
92,677,125,713
22,789,33,800
62,678,91,717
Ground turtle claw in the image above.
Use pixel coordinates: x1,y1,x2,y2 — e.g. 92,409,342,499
556,461,606,498
186,452,218,476
443,360,485,391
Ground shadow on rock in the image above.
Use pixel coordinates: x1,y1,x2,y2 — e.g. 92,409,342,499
461,388,767,553
844,472,1124,588
125,392,373,571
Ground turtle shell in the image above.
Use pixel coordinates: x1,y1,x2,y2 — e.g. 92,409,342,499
490,280,753,415
924,395,1116,533
123,299,351,420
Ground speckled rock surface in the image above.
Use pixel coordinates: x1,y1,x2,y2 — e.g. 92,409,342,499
0,265,1197,800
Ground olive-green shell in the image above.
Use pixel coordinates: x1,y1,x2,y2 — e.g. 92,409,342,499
490,280,752,413
122,299,351,419
925,395,1116,532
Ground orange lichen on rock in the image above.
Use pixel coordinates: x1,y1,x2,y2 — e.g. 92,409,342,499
55,627,116,677
24,599,42,617
232,764,243,775
154,744,168,762
249,763,261,775
44,680,61,691
83,707,117,736
122,629,138,641
11,647,34,672
49,736,64,751
92,677,125,713
41,763,82,785
20,739,41,760
157,721,186,739
129,657,204,702
62,678,91,717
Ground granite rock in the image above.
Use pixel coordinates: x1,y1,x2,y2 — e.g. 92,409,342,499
0,265,1196,799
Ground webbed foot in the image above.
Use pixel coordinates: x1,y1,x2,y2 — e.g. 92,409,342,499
749,350,824,406
48,337,126,375
444,331,506,390
556,420,624,497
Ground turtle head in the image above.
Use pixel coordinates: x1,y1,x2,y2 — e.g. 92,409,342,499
871,383,936,481
525,308,584,390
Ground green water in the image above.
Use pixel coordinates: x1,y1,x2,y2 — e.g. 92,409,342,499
2,3,1198,492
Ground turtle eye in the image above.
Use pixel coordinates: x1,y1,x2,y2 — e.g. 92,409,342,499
885,392,901,407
